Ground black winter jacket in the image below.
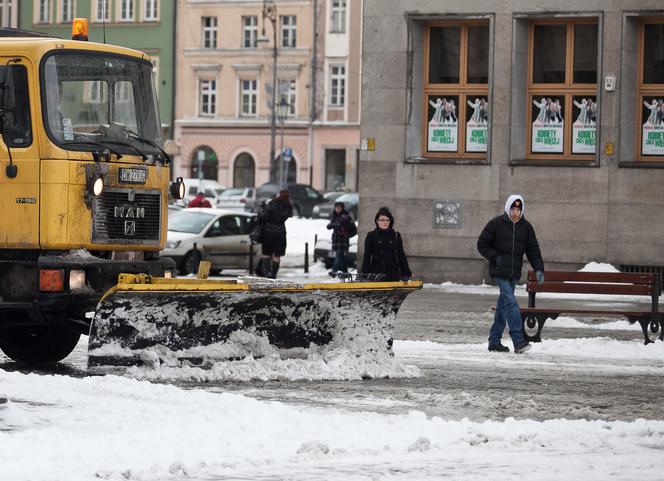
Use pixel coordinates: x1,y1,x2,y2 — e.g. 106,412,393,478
361,228,411,282
261,199,293,237
327,210,355,251
477,213,544,280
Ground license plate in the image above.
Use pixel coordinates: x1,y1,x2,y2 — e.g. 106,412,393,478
119,168,146,184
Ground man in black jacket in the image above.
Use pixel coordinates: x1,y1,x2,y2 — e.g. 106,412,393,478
477,194,545,354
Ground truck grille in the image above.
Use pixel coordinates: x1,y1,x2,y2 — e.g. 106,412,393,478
92,189,162,245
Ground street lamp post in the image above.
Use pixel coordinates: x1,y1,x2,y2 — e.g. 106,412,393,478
275,97,290,185
258,0,278,182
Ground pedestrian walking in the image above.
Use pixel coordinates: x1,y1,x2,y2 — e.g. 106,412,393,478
477,194,545,354
256,189,293,278
187,192,212,208
361,206,411,282
327,201,357,277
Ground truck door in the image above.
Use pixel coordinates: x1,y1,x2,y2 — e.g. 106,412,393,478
0,60,40,248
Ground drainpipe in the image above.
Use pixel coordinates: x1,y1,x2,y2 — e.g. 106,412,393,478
307,0,318,187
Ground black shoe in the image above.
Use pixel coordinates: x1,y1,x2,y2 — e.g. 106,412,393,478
328,270,336,277
514,341,531,354
488,343,510,352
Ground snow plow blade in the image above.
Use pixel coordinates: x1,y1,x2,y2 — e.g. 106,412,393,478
88,274,422,368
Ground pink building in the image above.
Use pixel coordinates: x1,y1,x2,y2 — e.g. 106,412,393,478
173,0,361,192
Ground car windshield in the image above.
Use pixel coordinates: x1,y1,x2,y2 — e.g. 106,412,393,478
168,211,215,234
220,188,244,199
42,51,162,158
337,193,358,204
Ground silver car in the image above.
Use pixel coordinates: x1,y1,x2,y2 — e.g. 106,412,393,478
217,187,255,210
162,208,259,275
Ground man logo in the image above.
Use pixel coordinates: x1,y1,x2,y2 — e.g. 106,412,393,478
124,221,136,236
114,206,145,219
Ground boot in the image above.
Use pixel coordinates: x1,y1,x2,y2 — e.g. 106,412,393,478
269,260,280,279
255,257,270,277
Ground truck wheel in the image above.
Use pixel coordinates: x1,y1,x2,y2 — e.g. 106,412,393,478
181,250,202,275
0,325,81,364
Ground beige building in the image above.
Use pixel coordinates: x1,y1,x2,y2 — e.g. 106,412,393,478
173,0,362,192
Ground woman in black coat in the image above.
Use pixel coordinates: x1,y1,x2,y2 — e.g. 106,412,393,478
257,189,293,278
361,207,411,282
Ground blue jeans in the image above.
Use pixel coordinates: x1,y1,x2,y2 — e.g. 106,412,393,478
331,248,348,273
489,277,525,346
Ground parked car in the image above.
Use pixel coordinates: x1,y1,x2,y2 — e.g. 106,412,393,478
314,234,358,269
312,192,359,220
217,187,255,210
177,178,226,207
312,191,346,218
253,182,325,217
162,208,258,275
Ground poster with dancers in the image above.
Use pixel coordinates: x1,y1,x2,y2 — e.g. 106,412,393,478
427,95,458,152
531,95,564,154
572,95,597,154
641,96,664,156
465,96,488,153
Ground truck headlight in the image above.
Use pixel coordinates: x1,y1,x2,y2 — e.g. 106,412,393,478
86,173,104,197
165,239,180,249
170,177,185,200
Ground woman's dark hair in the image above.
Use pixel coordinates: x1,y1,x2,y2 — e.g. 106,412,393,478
374,206,394,228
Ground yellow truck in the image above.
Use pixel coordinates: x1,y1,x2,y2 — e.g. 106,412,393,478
0,24,184,364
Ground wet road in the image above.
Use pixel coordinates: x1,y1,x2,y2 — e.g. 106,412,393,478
2,287,663,422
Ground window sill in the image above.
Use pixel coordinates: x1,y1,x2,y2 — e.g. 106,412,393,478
618,160,664,168
509,158,598,167
405,156,489,165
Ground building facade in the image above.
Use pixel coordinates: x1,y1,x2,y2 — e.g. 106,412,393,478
172,0,361,192
360,1,664,283
0,0,17,27
19,0,176,139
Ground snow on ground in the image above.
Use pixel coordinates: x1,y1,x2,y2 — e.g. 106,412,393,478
1,363,663,481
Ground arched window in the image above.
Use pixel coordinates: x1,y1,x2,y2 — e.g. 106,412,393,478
190,146,219,180
233,153,255,187
270,155,297,184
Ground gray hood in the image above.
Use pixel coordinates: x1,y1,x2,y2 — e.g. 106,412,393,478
504,194,525,218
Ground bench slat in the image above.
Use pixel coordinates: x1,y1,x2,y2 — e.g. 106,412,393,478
520,307,662,318
526,281,655,296
526,271,656,284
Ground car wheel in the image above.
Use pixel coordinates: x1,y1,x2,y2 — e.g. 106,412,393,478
0,323,81,364
180,250,202,275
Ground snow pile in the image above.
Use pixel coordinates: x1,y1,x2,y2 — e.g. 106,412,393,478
125,347,420,382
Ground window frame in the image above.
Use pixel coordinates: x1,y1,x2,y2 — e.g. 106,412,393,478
240,78,258,118
118,0,134,22
0,0,15,28
279,78,296,116
636,17,664,162
330,0,346,34
142,0,158,21
423,19,490,160
37,0,51,23
59,0,74,23
329,64,346,107
202,16,218,49
199,79,217,117
93,0,110,23
525,18,599,161
242,15,258,48
280,15,296,48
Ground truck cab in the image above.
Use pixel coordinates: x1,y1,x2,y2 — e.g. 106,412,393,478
0,27,181,364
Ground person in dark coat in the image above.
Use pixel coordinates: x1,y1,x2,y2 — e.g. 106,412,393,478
326,201,357,276
361,206,411,282
477,194,545,354
187,192,212,208
257,189,293,278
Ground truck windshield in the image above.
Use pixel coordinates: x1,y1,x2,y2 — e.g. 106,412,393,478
41,51,162,157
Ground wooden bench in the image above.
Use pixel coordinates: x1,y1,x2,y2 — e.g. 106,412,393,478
520,270,664,345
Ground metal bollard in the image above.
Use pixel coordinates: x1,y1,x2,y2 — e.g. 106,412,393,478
304,242,309,273
249,243,255,274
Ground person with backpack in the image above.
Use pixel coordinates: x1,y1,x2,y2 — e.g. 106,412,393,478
326,201,357,277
